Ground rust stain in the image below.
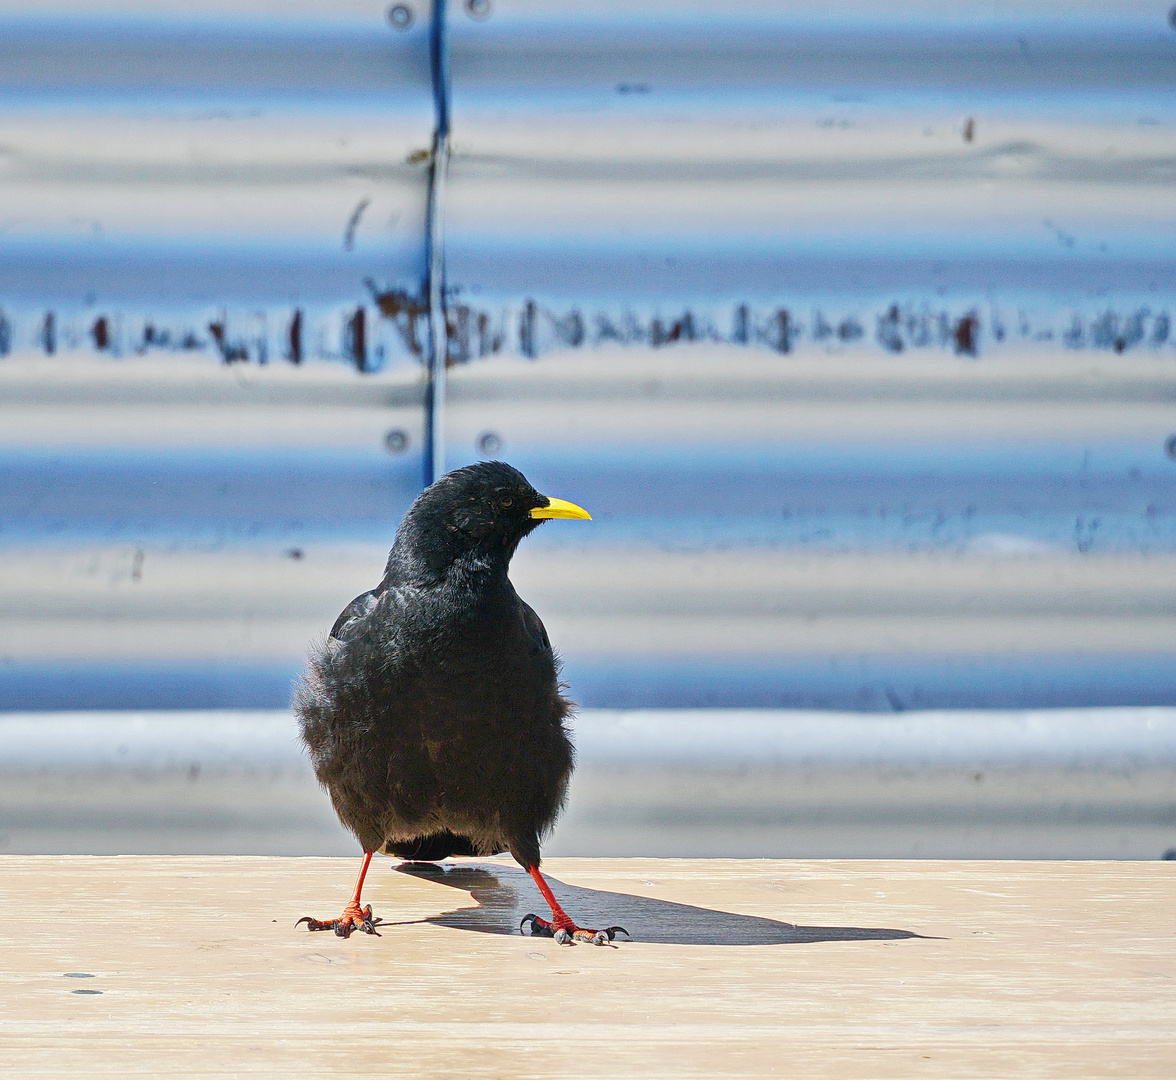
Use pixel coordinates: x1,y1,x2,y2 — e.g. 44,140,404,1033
366,279,427,357
954,311,979,356
651,312,694,347
345,306,366,372
7,295,1172,369
476,310,505,357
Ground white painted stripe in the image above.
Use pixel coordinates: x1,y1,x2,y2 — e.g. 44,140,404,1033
2,708,1174,772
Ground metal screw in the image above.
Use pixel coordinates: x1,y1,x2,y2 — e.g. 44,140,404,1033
476,431,502,456
1166,434,1176,460
387,4,413,29
384,429,409,454
466,0,491,18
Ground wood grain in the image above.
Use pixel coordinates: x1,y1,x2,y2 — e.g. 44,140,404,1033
1,856,1172,1078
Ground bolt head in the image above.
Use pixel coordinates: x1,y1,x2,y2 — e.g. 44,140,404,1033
387,4,413,30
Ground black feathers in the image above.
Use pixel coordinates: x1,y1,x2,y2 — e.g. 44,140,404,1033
295,462,577,870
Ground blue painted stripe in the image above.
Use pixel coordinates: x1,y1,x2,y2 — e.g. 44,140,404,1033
1,442,1172,551
0,661,302,712
565,655,1176,712
3,654,1175,713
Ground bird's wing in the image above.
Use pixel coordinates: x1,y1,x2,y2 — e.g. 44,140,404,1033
518,597,553,656
329,588,382,641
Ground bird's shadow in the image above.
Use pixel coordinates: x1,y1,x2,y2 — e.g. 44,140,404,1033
393,861,929,946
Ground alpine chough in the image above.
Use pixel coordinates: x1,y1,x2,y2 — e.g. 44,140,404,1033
295,461,626,945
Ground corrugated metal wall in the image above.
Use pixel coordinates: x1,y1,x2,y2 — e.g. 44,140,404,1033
2,0,1175,711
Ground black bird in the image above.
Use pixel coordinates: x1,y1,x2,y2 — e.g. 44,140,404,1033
295,461,626,945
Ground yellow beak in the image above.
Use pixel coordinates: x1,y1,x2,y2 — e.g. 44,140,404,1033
530,496,592,521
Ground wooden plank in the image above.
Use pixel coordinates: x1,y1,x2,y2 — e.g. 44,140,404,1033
1,856,1172,1078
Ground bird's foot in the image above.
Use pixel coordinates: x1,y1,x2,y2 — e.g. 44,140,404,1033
296,903,382,939
520,913,629,946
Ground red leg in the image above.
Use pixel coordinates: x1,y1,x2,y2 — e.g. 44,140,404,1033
297,850,382,938
521,865,628,946
528,865,575,933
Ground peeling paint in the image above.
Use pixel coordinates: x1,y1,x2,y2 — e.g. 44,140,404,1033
287,308,303,364
344,306,366,372
207,320,249,364
40,311,56,355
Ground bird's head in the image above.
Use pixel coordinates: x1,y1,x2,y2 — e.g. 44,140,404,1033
396,461,590,575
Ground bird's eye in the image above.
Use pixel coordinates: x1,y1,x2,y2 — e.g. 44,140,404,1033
500,497,513,508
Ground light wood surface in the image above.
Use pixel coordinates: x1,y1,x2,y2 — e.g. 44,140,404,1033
1,856,1172,1078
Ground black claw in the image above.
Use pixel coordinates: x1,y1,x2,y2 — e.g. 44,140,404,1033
296,910,381,938
519,914,627,943
357,905,382,936
296,916,331,932
520,913,554,937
